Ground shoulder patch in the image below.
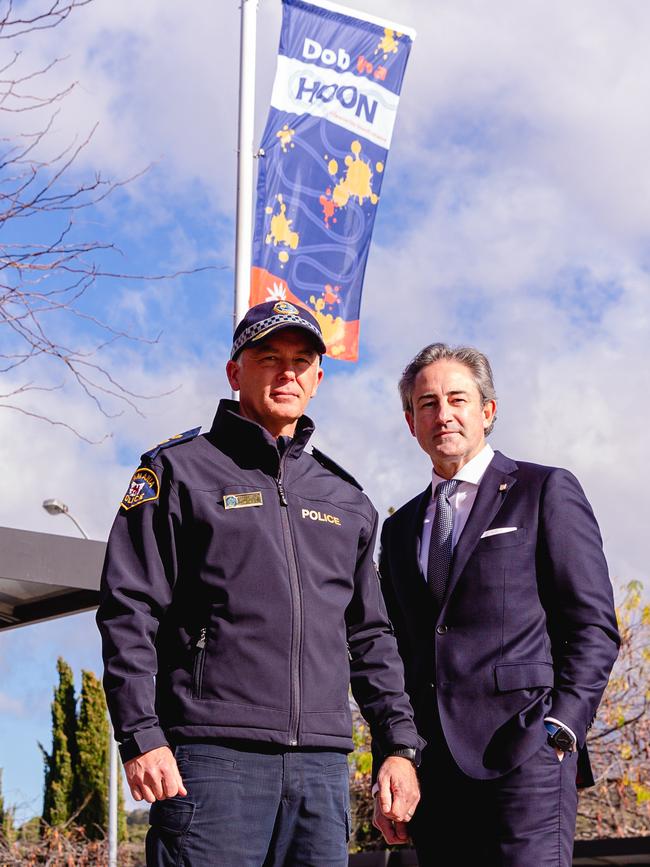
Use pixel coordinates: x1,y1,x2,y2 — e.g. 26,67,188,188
121,467,160,510
141,427,201,462
311,447,363,491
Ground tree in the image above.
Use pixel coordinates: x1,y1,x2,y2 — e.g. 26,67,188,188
577,580,650,838
39,660,126,841
0,0,209,440
75,669,109,839
40,656,77,827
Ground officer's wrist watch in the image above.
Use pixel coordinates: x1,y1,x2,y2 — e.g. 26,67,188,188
544,721,576,752
385,746,422,768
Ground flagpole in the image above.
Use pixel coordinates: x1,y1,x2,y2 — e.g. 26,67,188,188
234,0,259,333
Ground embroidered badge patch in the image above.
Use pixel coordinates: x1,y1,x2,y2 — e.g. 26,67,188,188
121,468,160,510
223,492,264,509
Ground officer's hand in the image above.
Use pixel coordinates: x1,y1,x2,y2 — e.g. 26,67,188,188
375,755,420,827
124,746,187,803
372,793,410,845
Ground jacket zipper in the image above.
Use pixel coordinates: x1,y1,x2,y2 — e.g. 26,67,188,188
277,452,302,746
192,627,207,699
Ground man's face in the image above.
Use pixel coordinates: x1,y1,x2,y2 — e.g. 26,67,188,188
226,328,323,437
405,359,496,478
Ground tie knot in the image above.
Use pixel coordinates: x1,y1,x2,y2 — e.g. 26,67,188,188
436,479,460,501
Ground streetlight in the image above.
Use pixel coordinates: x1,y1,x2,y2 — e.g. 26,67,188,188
42,498,118,867
42,499,89,539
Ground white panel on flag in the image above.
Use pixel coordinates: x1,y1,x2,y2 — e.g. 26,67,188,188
270,56,400,149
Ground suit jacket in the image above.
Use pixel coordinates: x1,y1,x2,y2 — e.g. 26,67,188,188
378,450,620,785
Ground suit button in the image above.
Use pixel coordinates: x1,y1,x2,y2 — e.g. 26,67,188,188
429,682,436,689
436,624,448,635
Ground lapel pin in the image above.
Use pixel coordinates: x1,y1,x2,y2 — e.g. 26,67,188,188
499,483,508,492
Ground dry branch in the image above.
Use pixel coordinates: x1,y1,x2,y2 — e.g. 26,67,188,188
0,0,219,439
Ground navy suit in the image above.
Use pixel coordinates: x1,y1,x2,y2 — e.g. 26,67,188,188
379,450,620,865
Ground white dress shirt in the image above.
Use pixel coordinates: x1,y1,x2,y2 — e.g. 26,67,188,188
418,444,494,576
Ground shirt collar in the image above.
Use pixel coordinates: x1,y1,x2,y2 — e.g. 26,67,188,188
432,443,494,491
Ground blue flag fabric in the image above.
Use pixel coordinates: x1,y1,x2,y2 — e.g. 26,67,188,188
250,0,415,360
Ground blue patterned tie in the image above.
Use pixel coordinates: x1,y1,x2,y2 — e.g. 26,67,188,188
427,479,460,606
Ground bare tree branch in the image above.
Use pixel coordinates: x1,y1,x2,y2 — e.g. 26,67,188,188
0,0,222,439
0,402,108,443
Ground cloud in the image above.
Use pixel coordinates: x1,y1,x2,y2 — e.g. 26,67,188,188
11,0,254,215
1,0,648,821
0,339,230,539
2,0,646,644
0,692,26,715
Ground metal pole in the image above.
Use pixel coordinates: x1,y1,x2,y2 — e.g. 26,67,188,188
233,0,259,332
66,512,89,540
108,722,118,867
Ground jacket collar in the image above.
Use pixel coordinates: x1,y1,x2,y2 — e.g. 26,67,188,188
207,399,315,472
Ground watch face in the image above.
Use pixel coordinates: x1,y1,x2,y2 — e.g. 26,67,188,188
553,729,574,751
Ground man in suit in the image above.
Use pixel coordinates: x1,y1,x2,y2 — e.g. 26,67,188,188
372,342,619,866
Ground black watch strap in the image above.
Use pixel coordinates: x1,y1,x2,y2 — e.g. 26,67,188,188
385,746,421,768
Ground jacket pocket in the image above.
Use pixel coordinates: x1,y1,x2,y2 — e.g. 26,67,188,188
495,661,554,692
191,628,207,699
477,527,528,550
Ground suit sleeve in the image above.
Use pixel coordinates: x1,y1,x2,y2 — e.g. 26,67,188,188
539,469,620,746
345,504,425,756
96,458,181,762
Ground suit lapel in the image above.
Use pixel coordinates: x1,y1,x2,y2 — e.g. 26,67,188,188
409,484,431,580
397,485,432,610
444,451,518,602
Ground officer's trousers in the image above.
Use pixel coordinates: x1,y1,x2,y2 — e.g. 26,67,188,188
146,742,350,867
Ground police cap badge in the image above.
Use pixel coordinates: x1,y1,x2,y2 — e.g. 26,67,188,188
230,300,326,360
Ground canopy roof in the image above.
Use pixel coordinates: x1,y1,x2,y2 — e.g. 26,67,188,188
0,526,105,630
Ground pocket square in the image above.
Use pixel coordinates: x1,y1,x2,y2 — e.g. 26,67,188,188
481,527,518,539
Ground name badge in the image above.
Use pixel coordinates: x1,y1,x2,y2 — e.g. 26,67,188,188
223,492,264,509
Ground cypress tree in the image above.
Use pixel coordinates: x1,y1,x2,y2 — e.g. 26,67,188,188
75,669,109,838
41,657,77,826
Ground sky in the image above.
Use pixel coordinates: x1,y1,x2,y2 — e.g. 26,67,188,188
1,0,649,823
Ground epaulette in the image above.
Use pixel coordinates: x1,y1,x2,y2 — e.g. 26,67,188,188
141,427,201,461
311,447,363,491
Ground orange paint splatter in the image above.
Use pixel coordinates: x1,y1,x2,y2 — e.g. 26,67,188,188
323,284,341,306
319,188,337,227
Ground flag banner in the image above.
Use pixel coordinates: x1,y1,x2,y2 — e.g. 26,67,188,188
250,0,415,360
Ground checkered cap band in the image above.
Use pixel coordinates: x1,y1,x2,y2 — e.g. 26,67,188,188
230,312,324,359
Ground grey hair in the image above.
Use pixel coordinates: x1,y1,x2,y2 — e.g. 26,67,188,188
398,343,498,435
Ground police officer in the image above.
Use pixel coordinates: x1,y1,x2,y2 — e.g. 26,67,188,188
97,301,423,867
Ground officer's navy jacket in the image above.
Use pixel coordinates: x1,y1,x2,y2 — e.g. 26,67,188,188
98,400,424,762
